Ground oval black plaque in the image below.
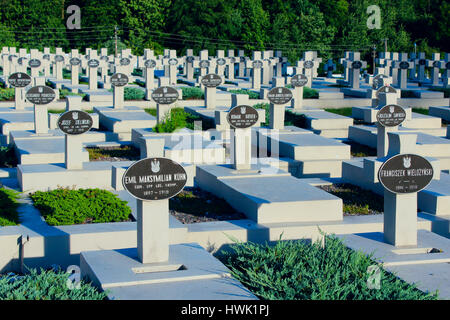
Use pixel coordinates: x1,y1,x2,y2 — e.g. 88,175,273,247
122,157,187,201
217,58,226,66
151,86,179,104
8,54,17,61
57,110,93,135
199,60,210,68
120,58,130,66
432,61,440,68
376,85,397,99
304,60,314,69
55,55,65,62
229,57,236,64
145,59,156,68
291,74,308,87
111,73,129,87
8,72,32,88
446,61,450,70
28,59,41,68
227,105,259,129
252,60,263,69
240,56,246,63
352,61,362,69
100,55,109,62
201,73,222,88
43,54,50,61
186,56,195,63
267,87,293,105
168,58,178,65
399,61,410,69
25,86,56,105
376,104,407,127
18,57,25,65
378,154,433,194
419,59,426,66
70,57,81,66
88,59,99,68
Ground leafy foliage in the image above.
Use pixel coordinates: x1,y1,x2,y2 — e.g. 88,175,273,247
59,89,86,100
0,267,107,300
153,107,188,133
324,107,353,117
30,188,132,226
108,87,145,100
181,87,204,100
0,188,21,226
0,88,15,101
219,235,439,300
0,145,18,168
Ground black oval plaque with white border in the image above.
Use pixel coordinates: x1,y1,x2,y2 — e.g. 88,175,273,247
18,57,25,65
304,60,314,69
240,56,246,62
151,86,179,104
43,54,50,60
100,55,109,62
376,85,397,99
199,60,210,68
217,58,226,66
419,59,426,66
376,104,407,127
111,73,129,87
8,55,17,61
399,61,410,69
123,157,187,201
145,59,156,68
252,60,263,69
227,105,259,129
433,61,440,68
70,58,81,66
28,59,41,68
201,73,222,88
352,61,362,69
168,58,178,66
120,58,130,66
229,57,236,64
55,55,65,62
186,56,195,63
378,154,433,194
25,86,56,105
8,72,32,88
57,110,93,135
267,87,293,105
88,59,99,68
291,74,308,87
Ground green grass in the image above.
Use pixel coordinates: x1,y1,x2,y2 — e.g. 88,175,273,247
0,188,21,226
254,103,308,128
218,235,438,300
59,89,86,100
146,108,208,132
0,267,107,300
30,188,132,226
228,89,260,99
0,88,15,101
342,141,377,158
87,145,140,161
412,108,429,115
181,87,204,100
325,107,353,117
107,87,145,101
319,183,383,215
278,86,319,99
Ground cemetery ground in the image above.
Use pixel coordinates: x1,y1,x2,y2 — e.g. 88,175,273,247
0,47,449,303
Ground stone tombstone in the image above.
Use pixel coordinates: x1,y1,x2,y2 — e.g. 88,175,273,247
8,72,32,109
376,104,406,127
87,58,100,90
290,74,307,110
26,85,56,135
376,85,397,100
201,73,222,88
143,58,158,99
28,58,42,77
378,151,434,247
378,154,433,194
111,72,128,109
152,86,179,123
227,105,258,170
122,157,188,264
268,86,293,130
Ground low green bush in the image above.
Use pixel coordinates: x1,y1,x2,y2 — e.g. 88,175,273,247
30,188,132,226
0,188,20,226
325,107,353,117
412,108,429,115
108,87,145,100
59,89,86,100
0,88,15,101
146,108,207,131
253,103,270,126
153,108,187,133
228,89,260,99
219,235,438,300
0,145,18,168
303,87,319,99
0,267,107,300
182,87,204,100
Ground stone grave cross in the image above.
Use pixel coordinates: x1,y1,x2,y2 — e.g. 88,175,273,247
323,59,336,78
414,52,427,82
246,51,263,90
393,53,414,89
427,53,443,86
343,52,367,89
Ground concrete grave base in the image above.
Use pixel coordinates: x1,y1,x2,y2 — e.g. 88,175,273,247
81,89,113,102
429,106,450,122
80,243,257,300
94,106,157,135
